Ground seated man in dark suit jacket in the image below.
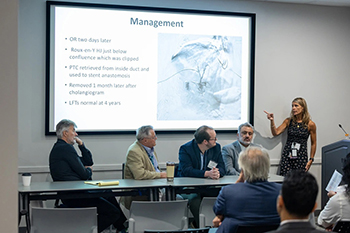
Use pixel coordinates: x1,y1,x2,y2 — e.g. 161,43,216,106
178,125,225,227
49,119,126,233
266,170,324,233
213,147,280,233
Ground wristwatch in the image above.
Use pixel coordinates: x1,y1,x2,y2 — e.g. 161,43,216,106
309,158,314,162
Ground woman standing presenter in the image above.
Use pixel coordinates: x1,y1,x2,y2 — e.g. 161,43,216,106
264,97,316,176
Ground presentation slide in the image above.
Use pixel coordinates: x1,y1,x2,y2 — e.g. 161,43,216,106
46,2,255,134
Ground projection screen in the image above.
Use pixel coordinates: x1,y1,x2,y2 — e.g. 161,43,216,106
46,1,255,134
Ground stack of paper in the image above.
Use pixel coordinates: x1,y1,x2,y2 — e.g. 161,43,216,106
84,180,120,186
326,170,342,192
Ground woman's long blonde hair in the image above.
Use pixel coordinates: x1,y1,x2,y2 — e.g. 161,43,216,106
289,97,311,127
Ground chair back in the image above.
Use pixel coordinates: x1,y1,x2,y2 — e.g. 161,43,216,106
144,227,210,233
199,197,217,228
129,200,188,233
122,162,126,179
30,207,97,233
333,221,350,232
235,224,279,233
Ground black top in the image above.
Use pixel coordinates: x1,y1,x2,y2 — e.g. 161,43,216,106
49,139,93,181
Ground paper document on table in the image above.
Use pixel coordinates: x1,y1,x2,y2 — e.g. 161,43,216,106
326,170,342,192
84,180,120,186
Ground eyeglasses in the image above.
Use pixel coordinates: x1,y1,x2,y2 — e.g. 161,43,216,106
208,137,218,141
241,131,253,136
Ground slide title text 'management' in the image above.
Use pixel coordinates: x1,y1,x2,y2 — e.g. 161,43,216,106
130,17,184,28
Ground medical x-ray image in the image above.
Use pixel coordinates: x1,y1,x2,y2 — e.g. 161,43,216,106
157,34,242,121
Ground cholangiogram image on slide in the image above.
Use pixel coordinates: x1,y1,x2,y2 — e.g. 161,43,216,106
157,34,242,121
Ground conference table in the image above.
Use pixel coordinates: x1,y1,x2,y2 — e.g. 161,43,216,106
163,174,284,200
18,174,283,232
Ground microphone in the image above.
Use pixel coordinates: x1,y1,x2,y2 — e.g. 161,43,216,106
339,124,349,138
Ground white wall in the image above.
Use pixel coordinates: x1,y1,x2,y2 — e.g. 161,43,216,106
18,0,350,210
0,0,18,231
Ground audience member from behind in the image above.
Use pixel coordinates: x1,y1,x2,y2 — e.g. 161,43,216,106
49,119,127,233
178,125,226,227
318,152,350,230
213,147,280,233
121,125,166,209
222,122,260,175
267,170,322,233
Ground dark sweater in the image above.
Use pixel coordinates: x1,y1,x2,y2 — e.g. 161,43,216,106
49,139,93,181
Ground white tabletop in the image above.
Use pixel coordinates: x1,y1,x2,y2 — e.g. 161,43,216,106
18,174,283,193
18,178,167,193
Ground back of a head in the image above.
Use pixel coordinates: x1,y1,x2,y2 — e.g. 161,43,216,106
238,147,270,182
282,170,318,217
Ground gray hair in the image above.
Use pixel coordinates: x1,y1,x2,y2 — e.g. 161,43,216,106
136,125,154,141
238,147,270,182
238,122,254,134
56,119,77,139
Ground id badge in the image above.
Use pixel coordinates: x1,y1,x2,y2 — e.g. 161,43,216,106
207,160,218,169
290,142,300,159
294,143,300,150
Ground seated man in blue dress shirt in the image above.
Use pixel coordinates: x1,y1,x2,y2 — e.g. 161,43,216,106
49,119,126,233
178,125,225,227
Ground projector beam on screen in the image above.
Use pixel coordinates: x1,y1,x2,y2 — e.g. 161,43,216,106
45,2,255,135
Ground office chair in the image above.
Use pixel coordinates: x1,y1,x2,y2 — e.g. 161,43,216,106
199,197,217,228
122,162,126,179
128,200,188,233
30,207,97,233
144,227,210,233
235,224,279,233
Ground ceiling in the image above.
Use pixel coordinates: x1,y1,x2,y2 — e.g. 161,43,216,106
250,0,350,7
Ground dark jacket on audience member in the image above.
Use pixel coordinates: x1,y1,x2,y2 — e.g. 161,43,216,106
266,221,325,233
214,180,281,233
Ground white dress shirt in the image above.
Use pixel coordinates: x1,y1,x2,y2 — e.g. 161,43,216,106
318,185,350,228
